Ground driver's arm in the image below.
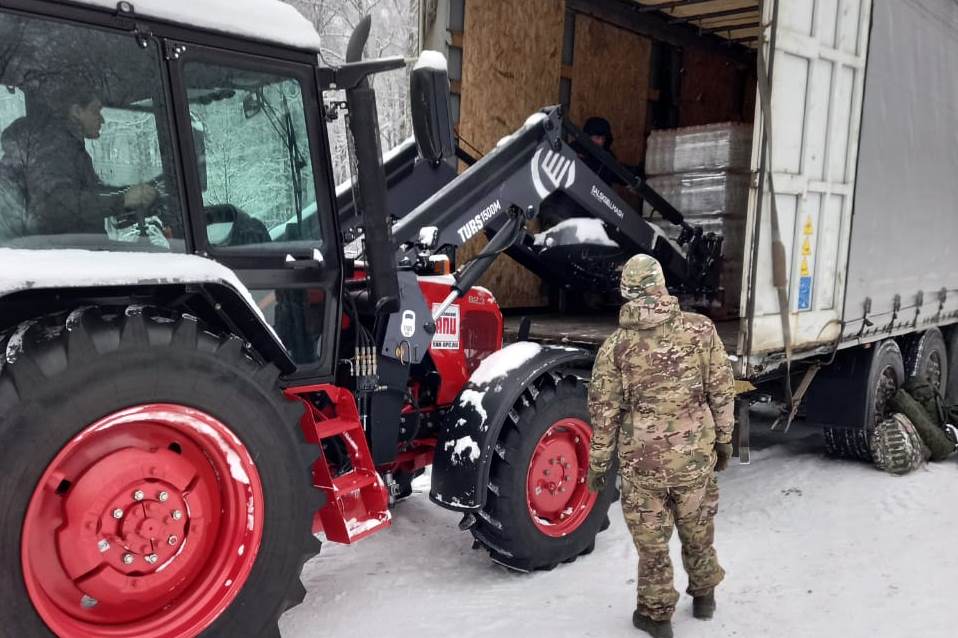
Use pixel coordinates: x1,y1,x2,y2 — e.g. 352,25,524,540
26,144,155,233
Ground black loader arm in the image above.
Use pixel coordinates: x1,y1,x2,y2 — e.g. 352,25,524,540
391,106,722,296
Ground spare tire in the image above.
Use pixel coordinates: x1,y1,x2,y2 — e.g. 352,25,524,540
944,327,958,405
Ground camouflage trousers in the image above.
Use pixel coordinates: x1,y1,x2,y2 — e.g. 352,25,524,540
621,471,725,621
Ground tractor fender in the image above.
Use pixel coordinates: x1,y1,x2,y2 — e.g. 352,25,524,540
429,342,594,512
0,248,295,373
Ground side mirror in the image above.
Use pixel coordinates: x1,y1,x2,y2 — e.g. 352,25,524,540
410,51,455,164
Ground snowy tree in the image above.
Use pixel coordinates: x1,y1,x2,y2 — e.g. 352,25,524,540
282,0,420,184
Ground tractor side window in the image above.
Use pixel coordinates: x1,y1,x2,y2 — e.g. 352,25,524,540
0,10,184,250
183,63,322,253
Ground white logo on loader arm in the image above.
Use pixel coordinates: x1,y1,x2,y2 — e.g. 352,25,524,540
531,148,575,199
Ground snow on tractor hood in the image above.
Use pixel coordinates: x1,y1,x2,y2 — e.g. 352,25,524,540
69,0,323,51
0,248,266,321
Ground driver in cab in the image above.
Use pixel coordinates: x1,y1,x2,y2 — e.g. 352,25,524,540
0,86,158,237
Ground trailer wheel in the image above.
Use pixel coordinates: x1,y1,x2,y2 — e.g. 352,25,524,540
471,373,617,571
0,308,321,638
903,328,948,393
824,340,904,461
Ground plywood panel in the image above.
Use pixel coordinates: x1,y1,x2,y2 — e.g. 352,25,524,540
569,13,652,167
458,0,565,308
678,45,752,126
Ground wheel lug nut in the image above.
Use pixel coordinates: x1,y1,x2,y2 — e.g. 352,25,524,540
168,535,178,546
122,553,135,565
133,490,145,501
171,510,183,521
145,553,159,565
543,469,550,476
112,508,124,519
158,491,169,503
574,437,580,443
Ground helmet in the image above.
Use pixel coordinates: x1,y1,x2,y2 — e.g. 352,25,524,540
620,254,667,301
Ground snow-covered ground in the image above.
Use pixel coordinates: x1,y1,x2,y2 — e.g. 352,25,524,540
280,419,958,638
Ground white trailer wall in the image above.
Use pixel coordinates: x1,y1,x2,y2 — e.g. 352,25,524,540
741,0,872,365
841,0,958,337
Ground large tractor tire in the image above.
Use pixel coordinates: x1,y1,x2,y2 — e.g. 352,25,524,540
824,340,904,461
471,372,617,572
0,307,321,638
902,327,948,393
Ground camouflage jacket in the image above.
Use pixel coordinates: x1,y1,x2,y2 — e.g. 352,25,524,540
588,294,735,488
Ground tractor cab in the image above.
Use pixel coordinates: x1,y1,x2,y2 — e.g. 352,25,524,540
0,0,344,377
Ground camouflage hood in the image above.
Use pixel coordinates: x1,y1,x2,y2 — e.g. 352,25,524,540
619,294,681,330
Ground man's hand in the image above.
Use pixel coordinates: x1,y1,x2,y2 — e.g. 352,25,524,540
586,467,607,493
714,442,733,472
124,183,159,209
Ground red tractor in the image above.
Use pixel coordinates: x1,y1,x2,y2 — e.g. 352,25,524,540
0,2,663,635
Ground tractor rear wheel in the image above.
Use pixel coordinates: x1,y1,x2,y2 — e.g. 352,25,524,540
471,373,617,571
0,307,321,638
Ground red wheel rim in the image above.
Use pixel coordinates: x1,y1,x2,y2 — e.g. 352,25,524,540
21,404,265,638
526,417,597,537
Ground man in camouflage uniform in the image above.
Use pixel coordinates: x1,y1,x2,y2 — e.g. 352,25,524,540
587,254,735,638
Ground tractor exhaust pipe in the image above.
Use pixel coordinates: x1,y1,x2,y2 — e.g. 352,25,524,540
345,15,400,315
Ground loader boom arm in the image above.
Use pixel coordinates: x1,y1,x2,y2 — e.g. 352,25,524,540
391,106,721,294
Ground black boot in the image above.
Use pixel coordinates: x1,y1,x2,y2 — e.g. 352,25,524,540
632,610,673,638
693,590,716,620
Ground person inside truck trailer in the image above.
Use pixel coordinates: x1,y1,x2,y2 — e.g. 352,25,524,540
587,254,735,638
574,115,627,186
0,86,160,238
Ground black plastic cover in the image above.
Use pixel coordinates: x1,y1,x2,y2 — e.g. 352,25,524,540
410,63,455,164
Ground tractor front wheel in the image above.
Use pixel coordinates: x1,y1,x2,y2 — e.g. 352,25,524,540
471,373,617,571
0,307,320,638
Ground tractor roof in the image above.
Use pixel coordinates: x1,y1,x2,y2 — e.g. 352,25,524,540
63,0,322,52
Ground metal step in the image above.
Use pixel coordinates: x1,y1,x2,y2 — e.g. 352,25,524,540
285,384,392,544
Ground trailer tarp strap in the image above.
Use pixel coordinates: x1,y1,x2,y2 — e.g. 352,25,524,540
756,5,795,408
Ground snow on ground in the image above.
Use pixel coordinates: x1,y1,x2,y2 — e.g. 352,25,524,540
280,417,958,638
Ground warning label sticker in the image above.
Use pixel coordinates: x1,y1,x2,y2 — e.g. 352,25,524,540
431,304,461,350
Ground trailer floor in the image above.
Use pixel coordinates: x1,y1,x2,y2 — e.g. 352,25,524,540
504,312,740,351
281,417,958,638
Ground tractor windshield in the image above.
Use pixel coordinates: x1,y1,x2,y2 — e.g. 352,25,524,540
183,63,323,254
0,10,185,251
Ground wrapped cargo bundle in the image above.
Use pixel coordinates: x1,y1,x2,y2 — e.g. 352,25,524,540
645,121,753,176
644,122,752,315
